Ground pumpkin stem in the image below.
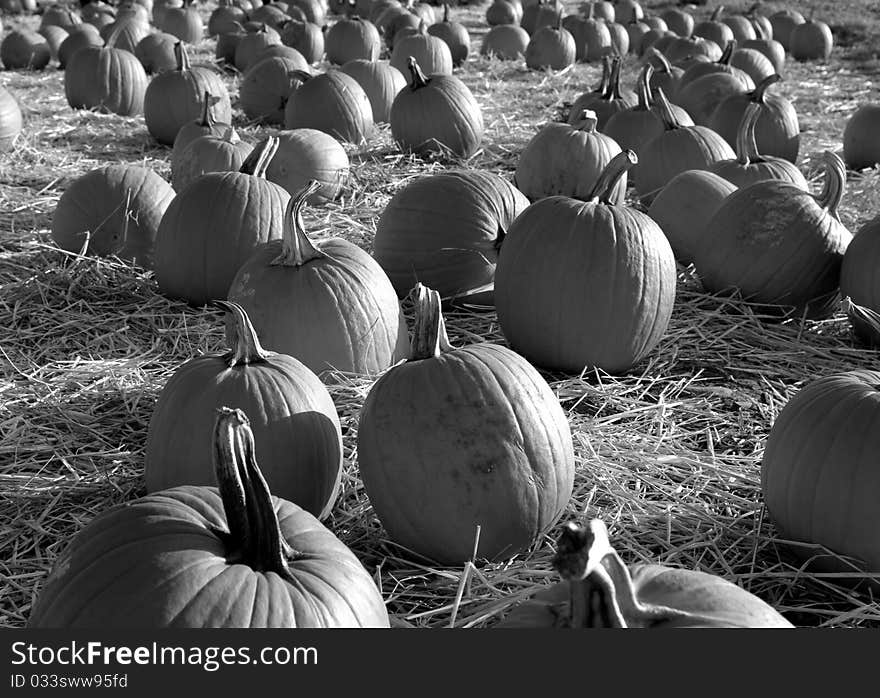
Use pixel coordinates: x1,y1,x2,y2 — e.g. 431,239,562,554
239,135,279,178
711,5,723,21
752,17,767,40
718,39,737,65
735,101,763,166
817,150,846,219
215,300,273,366
572,109,598,133
647,46,672,75
222,125,240,143
586,150,637,204
174,41,191,72
271,180,326,267
636,63,654,111
443,3,450,22
607,56,623,100
751,73,781,104
418,17,427,34
594,55,611,96
652,86,682,130
409,283,453,361
213,407,253,564
406,56,430,90
197,90,216,128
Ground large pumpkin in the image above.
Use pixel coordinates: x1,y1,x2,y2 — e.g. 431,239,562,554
154,137,292,306
692,151,852,319
227,181,410,376
283,69,375,145
51,164,175,268
762,371,880,582
145,301,343,518
357,284,576,565
373,169,529,304
497,520,793,627
495,150,676,374
30,407,388,628
390,56,484,159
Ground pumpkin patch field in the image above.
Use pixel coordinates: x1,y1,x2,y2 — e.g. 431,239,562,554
4,0,880,629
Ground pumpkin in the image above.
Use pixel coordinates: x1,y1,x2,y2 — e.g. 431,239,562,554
742,18,784,73
154,138,292,306
240,55,310,125
660,7,693,37
134,32,179,74
427,4,469,68
768,9,804,51
675,69,753,128
279,19,324,64
614,0,642,24
486,0,520,26
675,39,754,98
708,102,807,190
643,47,683,98
762,371,880,583
746,3,774,40
325,16,381,64
390,57,483,159
729,46,774,86
660,34,721,63
283,69,374,145
172,126,255,192
524,19,575,71
790,12,833,61
521,0,563,37
481,24,530,60
161,0,204,44
840,218,880,346
38,24,69,63
64,26,148,117
374,169,527,305
145,302,343,517
144,42,232,146
390,19,453,76
41,5,82,32
497,520,793,628
843,104,880,171
496,150,676,374
51,164,175,268
170,91,232,180
99,17,150,54
58,27,104,70
708,73,799,164
514,110,624,202
258,128,350,204
384,11,421,49
0,85,23,152
647,169,737,265
30,406,388,628
288,0,324,25
340,59,405,123
1,29,51,70
693,151,852,319
624,20,650,54
234,23,283,72
692,5,732,49
357,284,576,565
568,55,636,130
227,182,409,375
605,21,629,55
634,87,734,202
250,3,292,28
583,1,614,22
722,12,756,42
563,7,611,63
82,2,116,29
215,24,246,65
208,0,247,36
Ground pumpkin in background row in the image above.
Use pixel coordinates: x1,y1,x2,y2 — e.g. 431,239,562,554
154,137,291,306
284,69,375,145
0,85,23,152
30,407,387,628
257,128,350,203
227,181,409,376
840,217,880,346
762,371,880,584
325,15,381,64
789,12,833,61
340,59,405,124
525,19,575,71
145,301,344,518
38,24,68,63
234,23,282,72
373,169,529,305
427,3,470,68
170,91,232,181
496,150,677,375
134,31,179,74
390,19,454,76
843,103,880,171
390,56,484,159
99,16,150,54
280,19,324,64
240,55,310,125
1,29,51,70
358,284,575,566
481,23,530,60
498,520,793,627
58,26,104,69
51,164,175,269
693,151,852,320
172,126,254,192
160,0,204,44
568,56,636,130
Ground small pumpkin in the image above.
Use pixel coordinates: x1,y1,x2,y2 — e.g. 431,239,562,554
525,19,575,71
160,0,204,44
521,0,563,37
172,126,255,193
240,55,310,125
58,27,104,70
692,5,733,49
563,6,612,63
427,4,470,67
1,29,51,70
325,15,381,63
134,32,179,74
170,91,232,180
234,23,283,72
486,0,520,26
30,406,387,628
261,128,350,203
568,55,636,130
843,103,880,171
390,19,453,76
283,69,375,145
840,217,880,346
660,7,693,38
340,59,406,123
789,11,832,61
481,24,530,60
768,8,804,51
742,17,784,73
279,19,324,64
357,284,576,565
99,16,150,54
208,0,247,36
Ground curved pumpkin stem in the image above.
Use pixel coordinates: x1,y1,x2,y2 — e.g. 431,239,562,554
735,101,763,166
710,5,724,21
652,87,682,130
817,150,846,220
718,39,737,65
409,283,453,361
647,47,673,75
271,180,326,267
173,41,191,72
572,109,598,133
239,135,279,178
607,56,624,100
586,150,637,205
442,2,450,23
751,73,781,104
215,300,273,366
636,63,654,111
197,90,218,128
595,55,611,95
406,56,430,90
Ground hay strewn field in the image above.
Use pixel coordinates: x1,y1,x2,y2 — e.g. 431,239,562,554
3,0,880,629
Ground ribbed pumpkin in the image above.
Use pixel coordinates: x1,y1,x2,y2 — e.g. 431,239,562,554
514,110,624,202
660,34,721,63
279,19,324,64
357,284,576,565
374,169,528,304
768,9,804,51
145,301,343,517
521,0,563,36
525,19,575,70
742,20,784,74
427,4,469,67
708,73,799,164
283,69,374,145
496,150,677,374
0,84,23,152
840,217,880,346
261,129,349,203
240,55,310,125
161,0,203,43
708,102,807,190
605,21,629,55
647,169,736,265
58,27,104,70
41,5,82,32
675,39,754,98
172,126,255,192
234,23,282,72
843,104,880,171
563,7,611,62
30,406,388,628
170,91,232,180
227,182,409,376
154,138,292,306
660,7,693,37
99,17,150,54
481,24,530,59
208,0,247,36
38,24,69,63
567,56,636,130
693,151,852,319
634,87,734,202
722,12,756,42
325,15,380,63
390,57,483,159
729,46,774,85
497,519,793,628
134,32,179,73
487,0,520,26
64,26,148,117
1,29,51,69
762,372,880,582
790,12,833,61
390,20,453,76
676,70,753,128
144,42,232,146
340,59,405,123
51,164,174,268
693,6,733,48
